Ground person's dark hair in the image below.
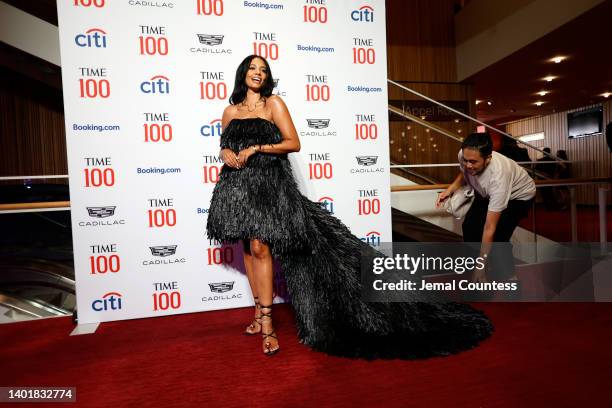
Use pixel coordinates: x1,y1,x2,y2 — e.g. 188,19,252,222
229,55,274,105
504,136,518,147
461,132,493,157
556,149,568,160
542,147,551,153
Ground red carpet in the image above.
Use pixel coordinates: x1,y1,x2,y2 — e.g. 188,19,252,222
1,303,611,407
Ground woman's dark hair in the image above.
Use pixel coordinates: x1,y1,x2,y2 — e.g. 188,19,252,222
461,132,493,157
229,55,274,105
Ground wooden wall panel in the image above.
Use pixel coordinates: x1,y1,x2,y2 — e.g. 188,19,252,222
0,68,67,183
505,100,612,205
386,0,458,82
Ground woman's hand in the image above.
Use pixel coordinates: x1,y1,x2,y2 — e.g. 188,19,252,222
220,148,241,169
236,146,258,167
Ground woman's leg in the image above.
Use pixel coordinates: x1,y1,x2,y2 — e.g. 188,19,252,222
250,239,279,354
242,240,261,334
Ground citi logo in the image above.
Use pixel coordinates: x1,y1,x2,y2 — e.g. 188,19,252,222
209,281,235,293
318,196,335,214
91,291,123,311
140,75,170,94
356,156,378,166
150,245,178,257
87,206,116,218
201,119,222,136
75,28,108,48
197,34,224,46
361,231,381,246
351,5,374,22
307,119,330,129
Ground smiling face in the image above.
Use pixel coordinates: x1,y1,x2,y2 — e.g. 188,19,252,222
462,147,490,175
245,57,268,91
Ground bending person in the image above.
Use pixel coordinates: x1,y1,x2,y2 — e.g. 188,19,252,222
436,133,536,282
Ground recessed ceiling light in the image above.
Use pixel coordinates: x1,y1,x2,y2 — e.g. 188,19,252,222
550,56,567,64
602,92,611,98
487,101,493,106
537,90,549,96
534,101,545,106
543,76,556,82
420,115,426,120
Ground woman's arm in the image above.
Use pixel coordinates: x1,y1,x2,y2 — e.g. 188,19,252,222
260,96,300,154
219,105,241,168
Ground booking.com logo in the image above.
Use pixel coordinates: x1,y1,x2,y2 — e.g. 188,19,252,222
351,5,374,22
75,28,108,48
200,119,222,136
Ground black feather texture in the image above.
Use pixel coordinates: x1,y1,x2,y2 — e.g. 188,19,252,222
206,117,493,359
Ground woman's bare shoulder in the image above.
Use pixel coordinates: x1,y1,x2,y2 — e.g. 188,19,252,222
266,95,285,106
223,104,238,116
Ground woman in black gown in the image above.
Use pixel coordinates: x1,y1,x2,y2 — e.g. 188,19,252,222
206,55,493,358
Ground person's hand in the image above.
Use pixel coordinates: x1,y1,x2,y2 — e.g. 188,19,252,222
220,148,241,169
435,189,452,208
236,147,257,167
471,264,488,283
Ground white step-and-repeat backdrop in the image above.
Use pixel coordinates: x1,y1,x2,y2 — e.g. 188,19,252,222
57,0,391,324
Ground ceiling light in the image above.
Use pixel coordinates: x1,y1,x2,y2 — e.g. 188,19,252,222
475,100,482,105
534,101,545,106
602,92,611,98
487,101,493,106
537,90,549,96
543,76,556,82
550,56,567,64
420,115,426,120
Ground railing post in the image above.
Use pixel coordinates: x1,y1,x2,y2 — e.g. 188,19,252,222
532,199,537,262
599,187,608,254
570,187,577,243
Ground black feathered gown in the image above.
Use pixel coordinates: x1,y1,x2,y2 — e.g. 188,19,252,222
206,118,493,359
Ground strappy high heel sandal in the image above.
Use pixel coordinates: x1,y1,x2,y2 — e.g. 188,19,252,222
259,304,280,356
244,297,261,335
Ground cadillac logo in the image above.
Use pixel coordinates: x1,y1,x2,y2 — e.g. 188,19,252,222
86,206,116,218
149,245,178,257
306,119,330,129
356,156,378,166
197,34,224,46
209,281,235,293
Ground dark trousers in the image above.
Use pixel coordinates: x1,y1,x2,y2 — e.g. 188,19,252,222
462,194,533,279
